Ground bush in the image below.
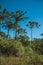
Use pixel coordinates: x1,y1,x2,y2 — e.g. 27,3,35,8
32,38,43,55
19,35,30,47
10,40,25,56
0,39,25,56
24,46,33,56
0,40,18,56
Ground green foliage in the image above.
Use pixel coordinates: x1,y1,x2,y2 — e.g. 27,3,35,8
0,39,17,56
32,38,43,55
0,38,25,56
19,35,30,46
10,40,25,56
0,38,43,65
24,46,33,56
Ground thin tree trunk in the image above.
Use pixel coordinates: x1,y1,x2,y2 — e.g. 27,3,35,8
15,29,17,40
0,27,1,32
14,21,18,40
8,29,9,40
15,27,17,40
0,24,1,37
30,28,32,46
0,23,1,32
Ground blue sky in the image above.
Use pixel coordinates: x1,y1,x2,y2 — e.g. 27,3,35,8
0,0,43,39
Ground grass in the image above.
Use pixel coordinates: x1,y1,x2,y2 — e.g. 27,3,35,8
0,54,43,65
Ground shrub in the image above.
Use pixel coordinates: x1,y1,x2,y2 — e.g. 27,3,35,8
32,38,43,55
0,39,25,56
0,40,18,56
24,46,33,56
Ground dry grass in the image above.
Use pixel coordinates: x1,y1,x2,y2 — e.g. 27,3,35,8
0,56,30,65
0,55,43,65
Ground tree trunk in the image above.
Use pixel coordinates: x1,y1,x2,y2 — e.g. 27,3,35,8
30,28,32,46
8,29,9,40
14,20,18,40
0,24,1,37
15,27,17,40
15,30,17,40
